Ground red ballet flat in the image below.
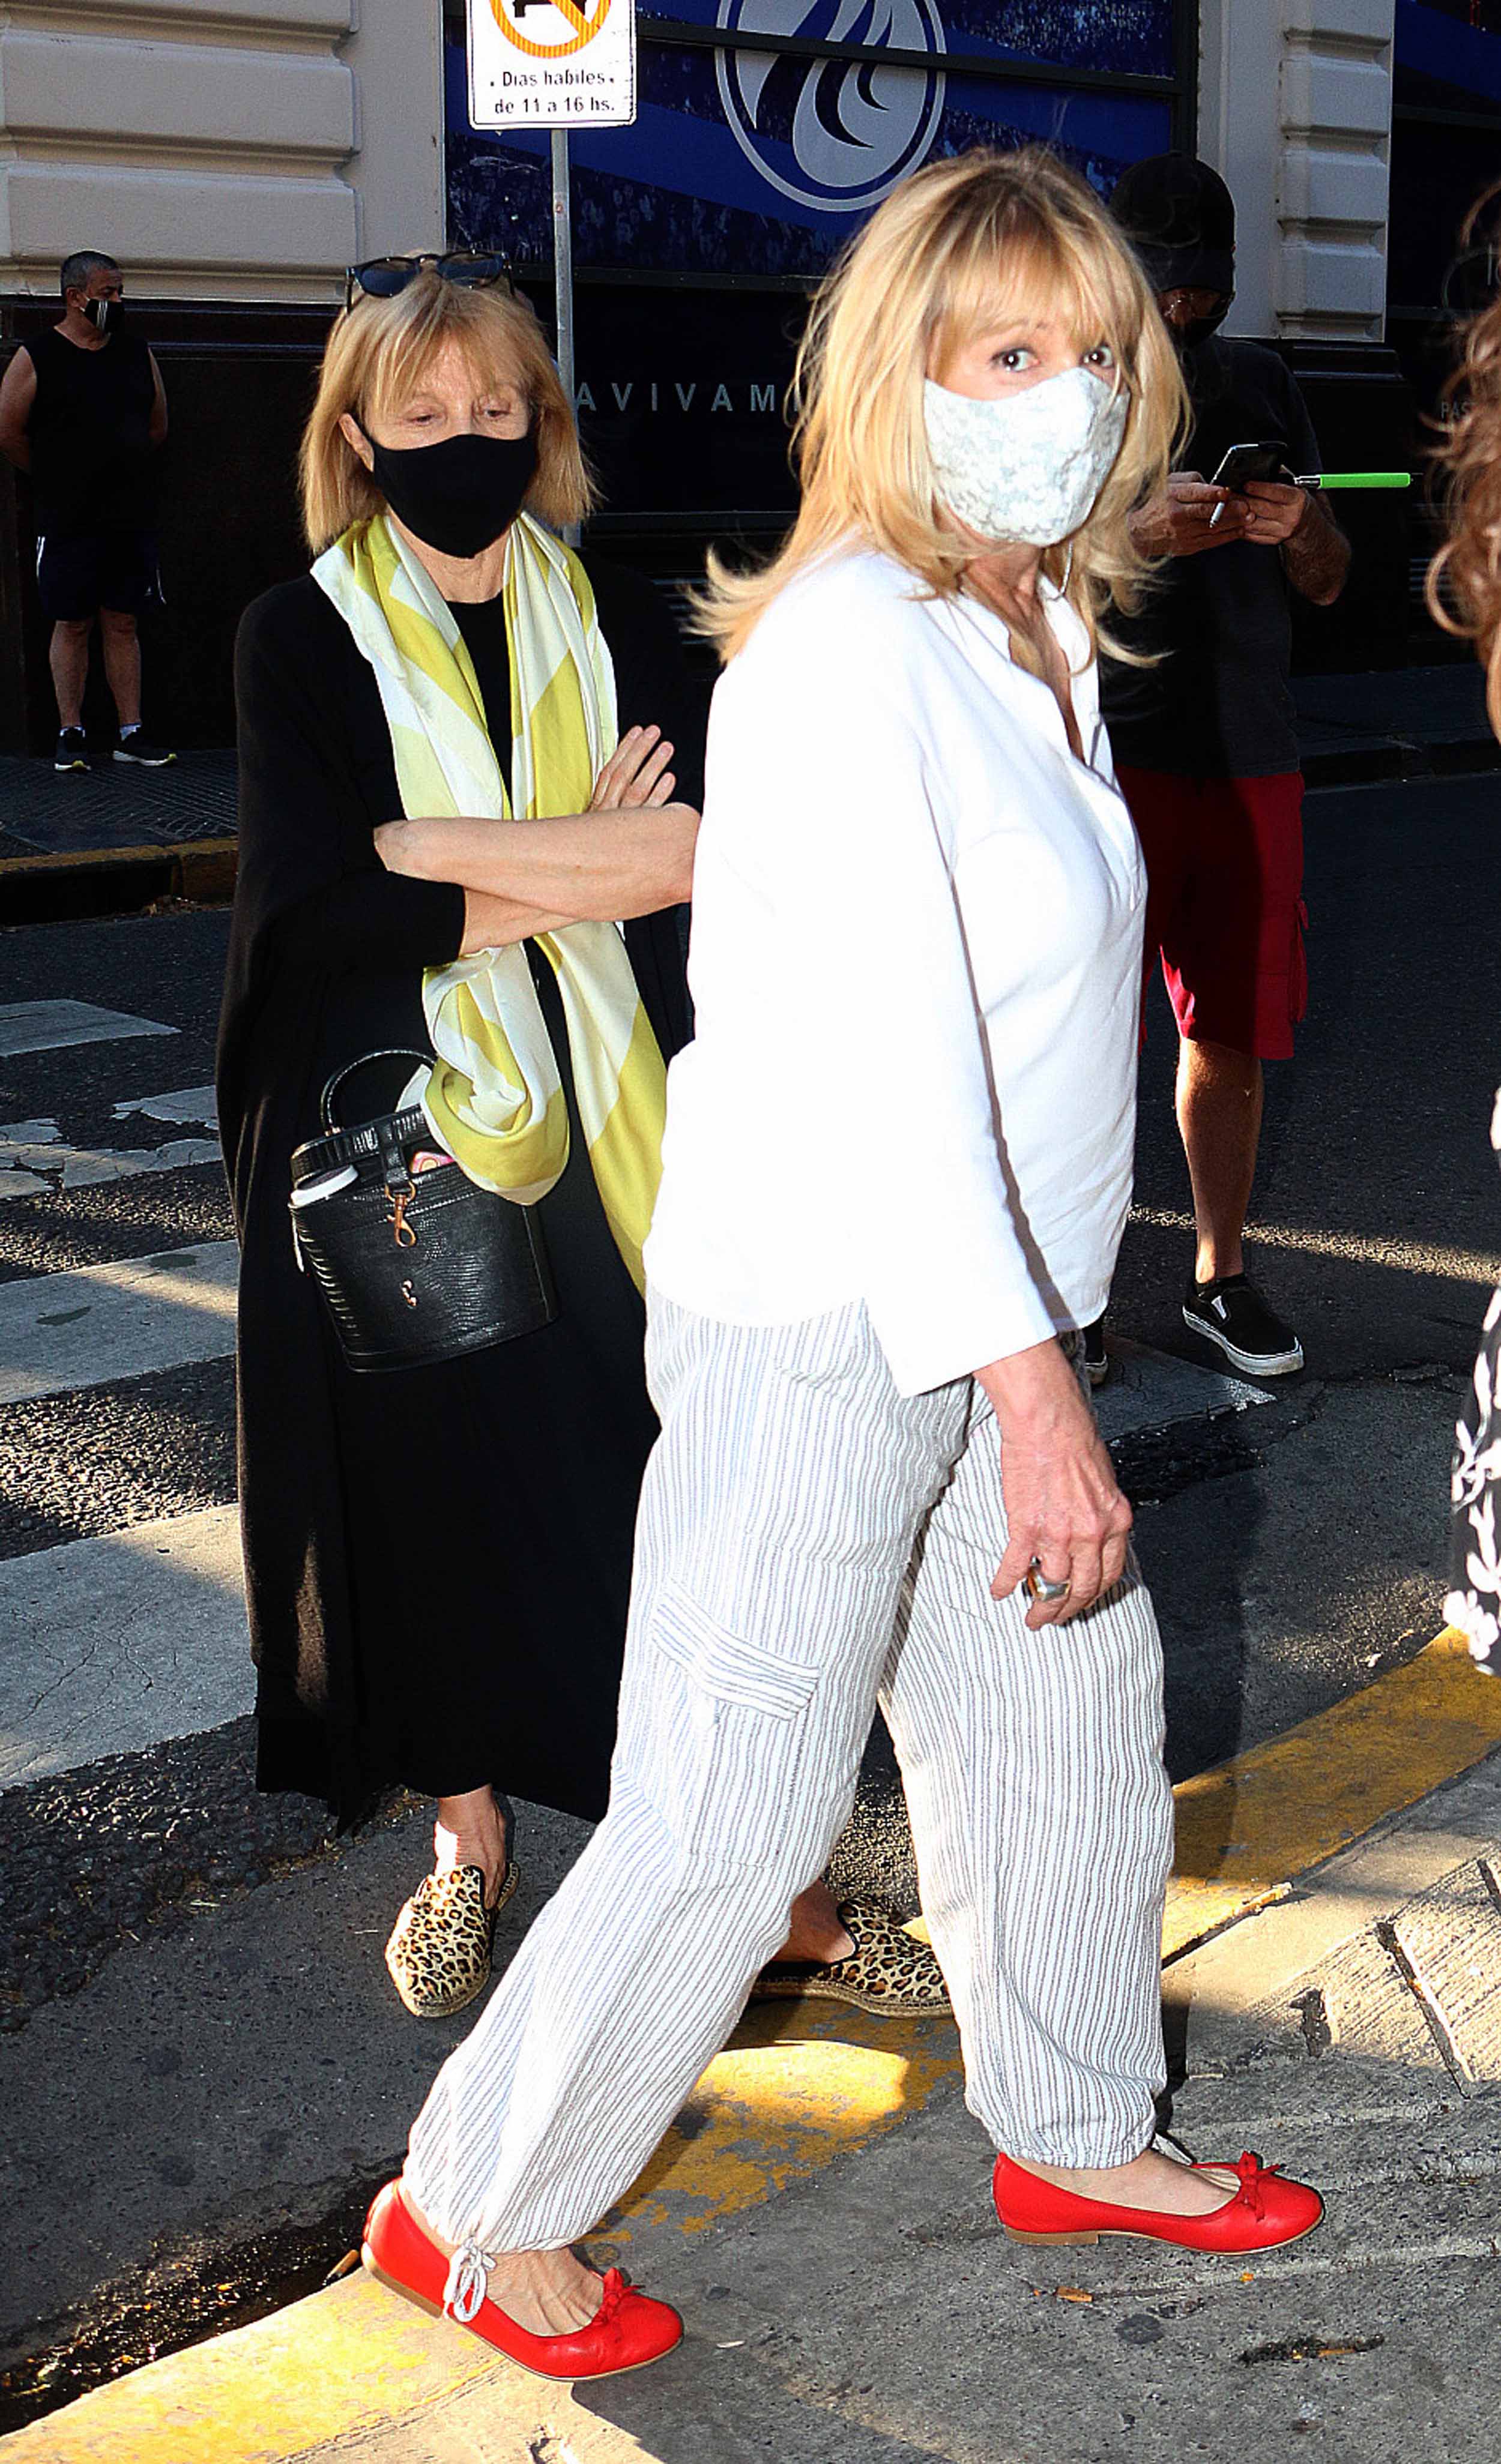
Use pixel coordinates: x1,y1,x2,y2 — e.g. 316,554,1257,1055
992,2149,1323,2253
360,2179,683,2380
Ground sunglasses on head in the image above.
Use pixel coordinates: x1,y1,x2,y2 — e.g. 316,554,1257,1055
344,252,514,314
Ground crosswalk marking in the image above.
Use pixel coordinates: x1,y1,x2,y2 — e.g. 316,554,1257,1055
0,1089,221,1196
110,1085,217,1128
0,998,177,1058
0,1506,249,1788
0,1118,221,1197
0,1037,1272,1812
0,1241,238,1405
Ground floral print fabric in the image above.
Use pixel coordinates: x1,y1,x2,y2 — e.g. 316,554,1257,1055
1446,1088,1501,1675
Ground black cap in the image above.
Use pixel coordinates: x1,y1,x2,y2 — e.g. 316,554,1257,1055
1111,154,1236,299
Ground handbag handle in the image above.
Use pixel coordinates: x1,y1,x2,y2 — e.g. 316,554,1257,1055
319,1049,433,1136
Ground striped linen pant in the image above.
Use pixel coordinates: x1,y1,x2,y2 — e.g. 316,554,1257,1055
405,1296,1175,2257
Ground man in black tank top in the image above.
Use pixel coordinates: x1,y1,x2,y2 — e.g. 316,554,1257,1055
0,249,174,770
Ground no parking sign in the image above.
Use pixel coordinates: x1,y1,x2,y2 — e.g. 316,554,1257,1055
467,0,637,129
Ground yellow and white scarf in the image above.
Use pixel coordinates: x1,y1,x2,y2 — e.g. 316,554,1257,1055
312,511,667,1291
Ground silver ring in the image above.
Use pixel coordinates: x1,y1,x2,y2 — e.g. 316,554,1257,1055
1024,1563,1071,1606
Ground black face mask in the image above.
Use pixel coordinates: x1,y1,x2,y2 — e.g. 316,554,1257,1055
1168,302,1231,356
83,297,125,337
359,426,538,559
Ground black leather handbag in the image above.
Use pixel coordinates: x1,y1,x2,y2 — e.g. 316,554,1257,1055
289,1049,557,1373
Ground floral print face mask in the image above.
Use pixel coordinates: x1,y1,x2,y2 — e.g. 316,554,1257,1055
923,364,1129,549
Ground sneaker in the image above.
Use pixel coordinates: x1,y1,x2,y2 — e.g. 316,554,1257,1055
1182,1274,1303,1377
113,730,175,766
1081,1315,1110,1388
53,726,88,771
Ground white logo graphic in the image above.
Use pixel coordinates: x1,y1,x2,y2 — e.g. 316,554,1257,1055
716,0,947,215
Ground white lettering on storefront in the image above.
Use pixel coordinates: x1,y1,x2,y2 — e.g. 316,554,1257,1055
575,382,780,415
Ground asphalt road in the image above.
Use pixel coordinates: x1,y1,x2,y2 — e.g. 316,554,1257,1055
0,765,1496,2427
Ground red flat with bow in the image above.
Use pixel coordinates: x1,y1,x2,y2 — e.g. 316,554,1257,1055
360,2179,683,2379
992,2149,1323,2252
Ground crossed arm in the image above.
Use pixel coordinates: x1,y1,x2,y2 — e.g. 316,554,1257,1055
375,724,698,954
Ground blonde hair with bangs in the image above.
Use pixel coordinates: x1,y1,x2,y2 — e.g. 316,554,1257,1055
300,270,594,551
696,146,1186,663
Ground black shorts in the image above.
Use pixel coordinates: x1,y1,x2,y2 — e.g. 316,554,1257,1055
35,529,162,622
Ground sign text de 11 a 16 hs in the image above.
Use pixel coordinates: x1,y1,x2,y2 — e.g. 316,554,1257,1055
467,0,637,128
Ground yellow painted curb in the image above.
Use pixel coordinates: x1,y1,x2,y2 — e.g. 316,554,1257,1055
590,1995,961,2256
0,837,236,879
1163,1625,1501,1958
2,2001,961,2463
0,2273,650,2464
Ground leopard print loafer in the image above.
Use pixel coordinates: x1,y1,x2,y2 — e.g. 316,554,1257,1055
383,1860,520,2020
749,1896,952,2017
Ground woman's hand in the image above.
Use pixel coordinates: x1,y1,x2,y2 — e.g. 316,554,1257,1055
591,723,677,812
978,1338,1132,1628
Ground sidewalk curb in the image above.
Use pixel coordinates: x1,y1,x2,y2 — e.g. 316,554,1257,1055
1301,735,1501,790
1165,1743,1501,2072
0,839,237,928
1164,1625,1501,1959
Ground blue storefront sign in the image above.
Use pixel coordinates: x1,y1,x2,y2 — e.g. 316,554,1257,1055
445,2,1191,525
448,2,1186,279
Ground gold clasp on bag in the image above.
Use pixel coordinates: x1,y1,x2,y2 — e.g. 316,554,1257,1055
388,1188,417,1249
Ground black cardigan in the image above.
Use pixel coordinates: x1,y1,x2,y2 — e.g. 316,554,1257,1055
216,556,705,1821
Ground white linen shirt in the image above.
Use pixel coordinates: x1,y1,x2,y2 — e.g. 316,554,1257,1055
644,547,1147,1399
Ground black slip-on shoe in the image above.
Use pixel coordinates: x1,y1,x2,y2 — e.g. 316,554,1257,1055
53,726,89,771
1182,1274,1303,1378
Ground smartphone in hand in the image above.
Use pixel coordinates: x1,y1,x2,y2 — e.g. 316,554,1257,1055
1208,439,1293,492
1207,439,1293,529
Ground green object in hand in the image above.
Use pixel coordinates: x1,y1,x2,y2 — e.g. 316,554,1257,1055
1293,471,1412,491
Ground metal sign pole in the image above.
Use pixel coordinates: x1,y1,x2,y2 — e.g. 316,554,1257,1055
551,128,579,547
469,0,635,551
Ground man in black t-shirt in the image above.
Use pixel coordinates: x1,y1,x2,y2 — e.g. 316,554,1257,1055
0,249,174,770
1100,157,1350,1382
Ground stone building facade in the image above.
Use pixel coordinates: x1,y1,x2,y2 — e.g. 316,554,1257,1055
0,1,1467,747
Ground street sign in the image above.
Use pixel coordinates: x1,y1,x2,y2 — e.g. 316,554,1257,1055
467,0,637,130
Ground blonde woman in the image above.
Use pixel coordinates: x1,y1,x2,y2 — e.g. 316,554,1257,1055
217,259,902,2025
358,158,1323,2382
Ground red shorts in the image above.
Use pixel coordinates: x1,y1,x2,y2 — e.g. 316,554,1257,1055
1116,765,1308,1063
